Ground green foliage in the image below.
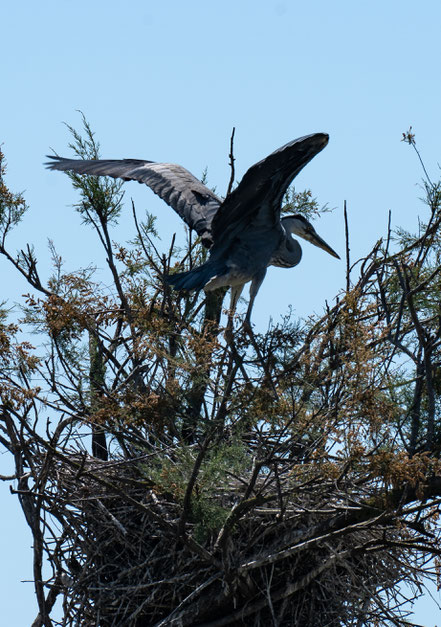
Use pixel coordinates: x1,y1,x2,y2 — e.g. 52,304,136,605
0,152,28,233
281,185,331,220
148,439,249,539
61,111,125,223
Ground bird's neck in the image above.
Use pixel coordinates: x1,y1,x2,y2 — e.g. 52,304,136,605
271,227,302,268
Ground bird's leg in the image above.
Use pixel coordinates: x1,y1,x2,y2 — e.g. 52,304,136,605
242,270,278,399
226,284,244,338
243,271,267,358
230,284,244,316
244,269,267,329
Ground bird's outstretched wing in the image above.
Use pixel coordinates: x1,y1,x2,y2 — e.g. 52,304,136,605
211,133,329,248
45,156,222,246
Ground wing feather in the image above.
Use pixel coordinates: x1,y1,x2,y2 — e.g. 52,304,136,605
211,133,328,246
46,156,221,245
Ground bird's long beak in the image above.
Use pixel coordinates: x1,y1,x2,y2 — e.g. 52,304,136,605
303,230,340,259
283,215,340,259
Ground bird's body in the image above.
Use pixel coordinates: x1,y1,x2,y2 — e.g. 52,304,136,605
46,133,339,321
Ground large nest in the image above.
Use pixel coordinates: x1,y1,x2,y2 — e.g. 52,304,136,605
41,448,423,627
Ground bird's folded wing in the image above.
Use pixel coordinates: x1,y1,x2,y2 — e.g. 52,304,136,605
46,157,222,245
211,133,329,248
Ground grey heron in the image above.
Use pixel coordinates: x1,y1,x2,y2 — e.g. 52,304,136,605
46,133,339,322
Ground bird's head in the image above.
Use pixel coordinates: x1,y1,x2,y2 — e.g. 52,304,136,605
282,214,340,259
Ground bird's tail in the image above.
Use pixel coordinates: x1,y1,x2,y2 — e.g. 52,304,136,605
166,260,226,291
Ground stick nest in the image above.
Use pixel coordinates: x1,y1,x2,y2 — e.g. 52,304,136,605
42,449,424,627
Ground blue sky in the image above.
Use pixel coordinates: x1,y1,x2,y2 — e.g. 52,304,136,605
2,1,441,623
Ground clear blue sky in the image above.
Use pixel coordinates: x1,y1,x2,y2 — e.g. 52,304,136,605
2,1,441,624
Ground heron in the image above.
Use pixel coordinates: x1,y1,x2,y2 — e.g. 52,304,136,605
46,133,339,323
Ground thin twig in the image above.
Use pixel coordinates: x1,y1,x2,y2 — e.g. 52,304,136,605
344,200,351,292
226,127,236,196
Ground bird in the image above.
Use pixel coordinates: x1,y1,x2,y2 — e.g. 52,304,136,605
46,133,339,323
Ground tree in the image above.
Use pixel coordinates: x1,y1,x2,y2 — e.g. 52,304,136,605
1,118,441,626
